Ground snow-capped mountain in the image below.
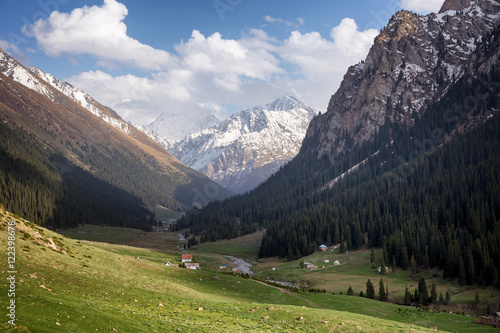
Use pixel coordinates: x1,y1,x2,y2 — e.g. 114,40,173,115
170,96,319,194
0,50,136,136
147,112,221,142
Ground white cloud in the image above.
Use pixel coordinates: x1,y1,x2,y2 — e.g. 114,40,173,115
0,40,21,54
175,30,283,85
278,18,378,109
263,15,305,29
50,2,377,127
399,0,444,14
22,0,173,70
264,15,282,24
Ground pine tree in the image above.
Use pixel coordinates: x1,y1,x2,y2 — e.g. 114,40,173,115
418,277,429,305
366,279,375,299
347,286,354,295
339,241,347,254
286,243,293,260
404,285,411,305
380,255,387,274
474,292,480,312
430,279,438,304
410,255,417,275
445,291,451,305
439,292,445,304
379,278,386,301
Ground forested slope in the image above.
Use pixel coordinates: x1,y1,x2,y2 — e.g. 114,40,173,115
178,25,500,285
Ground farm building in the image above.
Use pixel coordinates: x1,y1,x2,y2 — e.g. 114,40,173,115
319,244,328,251
475,313,500,327
185,263,200,270
182,254,192,263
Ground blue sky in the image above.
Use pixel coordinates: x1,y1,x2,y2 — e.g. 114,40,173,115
0,0,444,125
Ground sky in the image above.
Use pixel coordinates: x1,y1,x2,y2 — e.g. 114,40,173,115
0,0,445,125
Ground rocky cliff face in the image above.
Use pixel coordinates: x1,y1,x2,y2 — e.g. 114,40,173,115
170,96,318,194
305,0,500,160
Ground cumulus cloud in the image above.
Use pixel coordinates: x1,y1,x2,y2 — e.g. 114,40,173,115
175,30,283,92
399,0,444,14
22,0,173,70
45,1,377,126
278,18,378,108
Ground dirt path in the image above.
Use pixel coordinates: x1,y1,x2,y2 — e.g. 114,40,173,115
252,280,327,309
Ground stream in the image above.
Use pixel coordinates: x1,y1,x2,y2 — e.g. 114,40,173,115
223,255,254,275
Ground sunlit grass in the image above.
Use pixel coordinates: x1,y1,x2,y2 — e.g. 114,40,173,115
1,207,497,332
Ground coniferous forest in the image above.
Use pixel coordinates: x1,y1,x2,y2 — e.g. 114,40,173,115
178,34,500,286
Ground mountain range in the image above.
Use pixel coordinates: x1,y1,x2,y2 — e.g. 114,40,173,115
0,48,231,229
169,96,318,194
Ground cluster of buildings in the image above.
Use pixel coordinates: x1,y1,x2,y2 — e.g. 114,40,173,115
181,254,200,270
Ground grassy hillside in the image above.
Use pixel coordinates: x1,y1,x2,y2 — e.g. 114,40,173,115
1,207,496,332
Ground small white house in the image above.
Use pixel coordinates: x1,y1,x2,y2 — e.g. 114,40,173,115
319,244,328,251
185,263,200,270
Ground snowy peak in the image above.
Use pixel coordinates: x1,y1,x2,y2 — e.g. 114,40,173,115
265,95,313,113
170,96,319,194
147,112,220,142
30,66,135,136
0,48,134,136
0,49,54,99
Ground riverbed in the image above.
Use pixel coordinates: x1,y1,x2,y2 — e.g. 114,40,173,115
224,255,254,275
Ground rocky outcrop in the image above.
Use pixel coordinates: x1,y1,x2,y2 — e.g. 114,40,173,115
440,0,471,13
305,0,500,160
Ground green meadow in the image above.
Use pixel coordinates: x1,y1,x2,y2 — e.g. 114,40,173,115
1,207,498,332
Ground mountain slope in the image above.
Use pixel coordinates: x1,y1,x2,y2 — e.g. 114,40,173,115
178,0,500,285
170,96,318,194
0,48,231,228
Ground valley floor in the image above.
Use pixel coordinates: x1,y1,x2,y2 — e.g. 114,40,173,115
1,210,498,332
